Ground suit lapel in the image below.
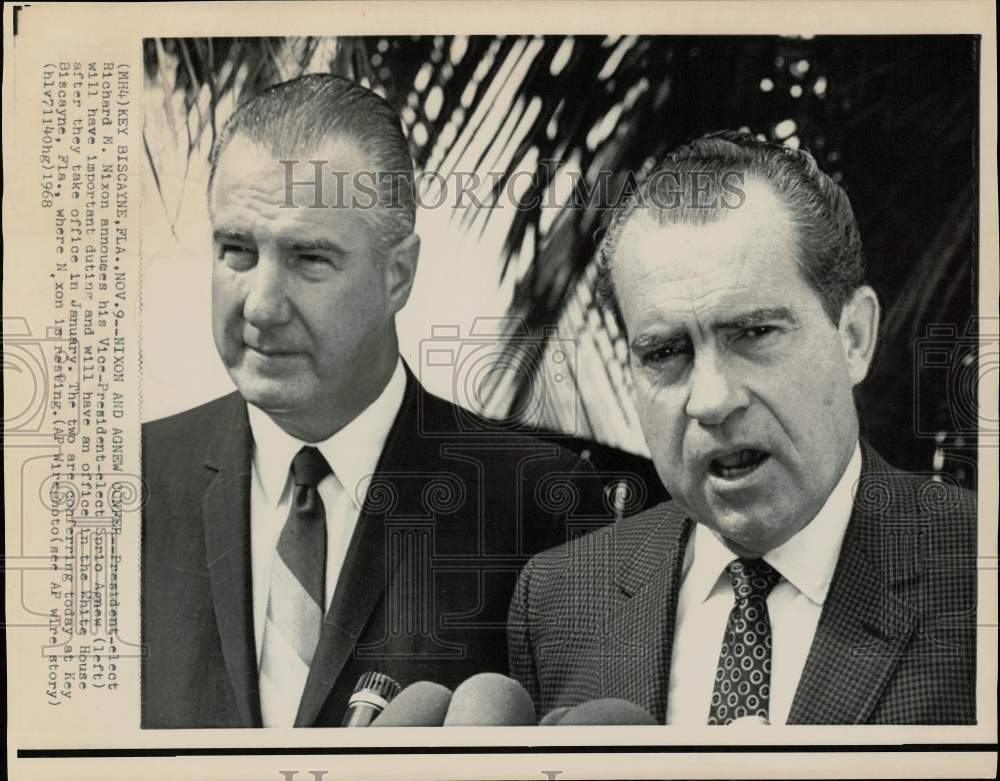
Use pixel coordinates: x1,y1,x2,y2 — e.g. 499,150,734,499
201,395,261,727
788,443,917,724
605,510,691,723
295,367,430,726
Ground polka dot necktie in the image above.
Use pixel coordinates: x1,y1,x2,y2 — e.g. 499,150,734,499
707,557,783,725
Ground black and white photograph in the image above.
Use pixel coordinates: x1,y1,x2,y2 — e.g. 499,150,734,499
2,3,997,780
140,34,982,727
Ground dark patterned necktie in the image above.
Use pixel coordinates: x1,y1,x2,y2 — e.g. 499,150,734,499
707,557,782,725
259,446,331,723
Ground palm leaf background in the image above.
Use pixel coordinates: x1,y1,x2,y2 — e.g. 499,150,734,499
142,35,980,489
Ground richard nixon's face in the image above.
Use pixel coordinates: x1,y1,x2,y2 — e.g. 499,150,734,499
614,178,877,556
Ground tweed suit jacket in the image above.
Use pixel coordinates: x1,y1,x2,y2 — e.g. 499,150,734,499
508,441,978,724
142,364,618,728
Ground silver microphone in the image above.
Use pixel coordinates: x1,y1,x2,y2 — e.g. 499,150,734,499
342,671,402,727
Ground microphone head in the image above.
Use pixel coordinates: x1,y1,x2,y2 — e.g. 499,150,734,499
352,671,402,701
538,706,571,726
442,673,536,726
370,681,453,727
342,671,403,727
553,698,658,726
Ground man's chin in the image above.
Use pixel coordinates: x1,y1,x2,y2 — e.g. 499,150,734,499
711,528,772,559
696,501,786,558
230,374,311,415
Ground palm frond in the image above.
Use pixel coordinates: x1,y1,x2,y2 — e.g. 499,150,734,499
142,35,979,484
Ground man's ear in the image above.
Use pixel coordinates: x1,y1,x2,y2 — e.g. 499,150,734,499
838,284,880,386
384,232,420,314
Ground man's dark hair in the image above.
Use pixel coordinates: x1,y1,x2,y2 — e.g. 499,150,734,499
208,73,415,251
597,130,866,332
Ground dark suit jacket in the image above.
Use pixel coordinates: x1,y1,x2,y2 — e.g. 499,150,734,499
508,441,978,724
142,366,622,728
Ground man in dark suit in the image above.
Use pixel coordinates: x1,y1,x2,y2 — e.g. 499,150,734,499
142,74,622,728
508,131,977,725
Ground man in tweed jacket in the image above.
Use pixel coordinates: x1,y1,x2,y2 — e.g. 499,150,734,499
508,132,977,725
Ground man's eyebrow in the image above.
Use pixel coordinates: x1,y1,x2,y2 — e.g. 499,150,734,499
285,236,347,256
714,307,797,330
211,230,347,257
630,329,688,353
628,307,798,351
213,228,252,244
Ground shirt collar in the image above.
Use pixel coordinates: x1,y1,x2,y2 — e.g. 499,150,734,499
247,357,407,510
684,519,744,606
685,442,862,607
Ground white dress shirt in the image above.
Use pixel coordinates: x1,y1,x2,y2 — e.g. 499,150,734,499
666,443,862,725
247,358,406,724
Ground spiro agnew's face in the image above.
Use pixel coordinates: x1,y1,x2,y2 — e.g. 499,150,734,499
613,177,878,557
210,135,417,441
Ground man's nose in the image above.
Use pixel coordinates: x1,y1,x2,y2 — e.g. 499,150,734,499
684,351,749,427
242,255,292,327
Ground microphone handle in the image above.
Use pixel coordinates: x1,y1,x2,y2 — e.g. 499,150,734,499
342,699,386,727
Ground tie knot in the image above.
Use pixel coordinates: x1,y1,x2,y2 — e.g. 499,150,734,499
725,557,781,601
291,446,331,487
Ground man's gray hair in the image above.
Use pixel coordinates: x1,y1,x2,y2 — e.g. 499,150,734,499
597,130,866,332
208,73,415,251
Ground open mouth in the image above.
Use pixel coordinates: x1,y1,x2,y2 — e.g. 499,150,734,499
708,449,770,480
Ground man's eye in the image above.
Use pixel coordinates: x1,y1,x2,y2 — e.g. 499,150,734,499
296,254,337,276
738,325,777,341
641,343,688,366
219,244,255,268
